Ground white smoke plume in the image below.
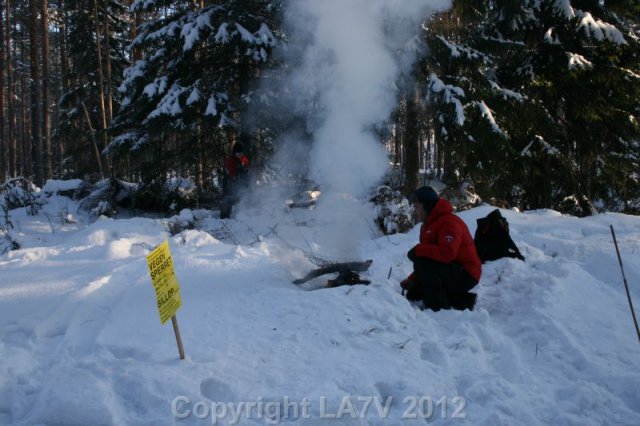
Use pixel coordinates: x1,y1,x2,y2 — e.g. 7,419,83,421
264,0,452,260
279,0,451,197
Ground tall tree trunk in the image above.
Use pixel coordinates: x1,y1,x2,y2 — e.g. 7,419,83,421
92,0,109,171
103,0,113,124
403,84,420,196
59,0,69,177
21,74,31,179
41,0,52,180
237,62,251,151
130,0,143,61
81,101,104,180
6,0,15,178
0,4,5,180
394,109,402,167
29,0,44,186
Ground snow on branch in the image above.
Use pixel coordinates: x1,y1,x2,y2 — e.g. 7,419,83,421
120,60,147,93
182,9,215,51
617,67,640,79
544,28,561,45
567,52,593,70
576,11,627,45
256,23,276,46
436,36,491,63
476,101,507,137
146,83,188,120
489,81,525,101
143,76,168,98
204,93,229,119
482,34,525,46
215,23,230,43
130,0,156,13
521,135,561,157
236,23,256,43
108,132,149,152
186,84,201,106
429,74,465,126
148,20,183,41
205,96,218,117
553,0,575,19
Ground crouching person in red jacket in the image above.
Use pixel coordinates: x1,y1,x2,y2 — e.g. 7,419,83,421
400,186,482,311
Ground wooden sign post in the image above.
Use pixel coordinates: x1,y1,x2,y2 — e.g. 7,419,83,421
146,240,185,359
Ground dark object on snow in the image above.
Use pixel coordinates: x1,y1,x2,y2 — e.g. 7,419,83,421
221,147,250,219
405,258,478,311
449,292,477,311
293,260,373,285
327,271,371,288
474,209,524,263
611,225,640,344
286,189,320,209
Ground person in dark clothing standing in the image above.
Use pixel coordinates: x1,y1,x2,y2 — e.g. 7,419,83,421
400,186,482,311
220,143,250,219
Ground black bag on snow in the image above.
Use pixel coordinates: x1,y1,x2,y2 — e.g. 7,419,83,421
474,209,524,263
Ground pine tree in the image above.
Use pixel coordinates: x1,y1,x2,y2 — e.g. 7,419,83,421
58,0,129,179
112,0,281,190
422,0,640,212
421,1,512,194
492,0,640,211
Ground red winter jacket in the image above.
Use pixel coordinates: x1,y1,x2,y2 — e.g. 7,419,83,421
409,198,482,282
225,154,249,178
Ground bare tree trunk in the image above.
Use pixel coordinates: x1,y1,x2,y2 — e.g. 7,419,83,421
129,0,143,61
81,101,104,180
92,0,109,169
394,110,402,167
0,4,5,180
41,0,52,180
103,0,113,124
59,0,69,176
6,0,16,178
403,84,420,196
29,0,44,185
21,74,31,179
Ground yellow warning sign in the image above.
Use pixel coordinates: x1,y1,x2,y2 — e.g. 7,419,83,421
146,240,182,324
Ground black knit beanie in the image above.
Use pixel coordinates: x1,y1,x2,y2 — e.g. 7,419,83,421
413,186,439,211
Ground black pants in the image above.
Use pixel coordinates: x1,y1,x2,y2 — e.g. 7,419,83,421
220,175,248,219
406,258,478,311
220,194,237,219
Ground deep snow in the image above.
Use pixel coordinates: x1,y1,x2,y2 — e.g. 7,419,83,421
1,193,640,425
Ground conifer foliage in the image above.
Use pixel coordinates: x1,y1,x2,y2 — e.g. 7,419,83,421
423,0,640,213
112,0,281,191
0,0,638,215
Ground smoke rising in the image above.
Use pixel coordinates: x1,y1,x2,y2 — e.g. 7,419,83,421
261,0,452,260
279,0,451,197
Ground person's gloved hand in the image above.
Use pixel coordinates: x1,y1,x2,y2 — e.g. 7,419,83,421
407,247,416,262
400,278,415,291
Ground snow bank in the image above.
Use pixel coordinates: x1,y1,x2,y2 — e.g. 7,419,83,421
1,199,640,425
42,179,84,195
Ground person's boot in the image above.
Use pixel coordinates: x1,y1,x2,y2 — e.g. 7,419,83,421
220,198,232,219
449,292,477,311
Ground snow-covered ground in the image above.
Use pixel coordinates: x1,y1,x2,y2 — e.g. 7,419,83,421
1,193,640,425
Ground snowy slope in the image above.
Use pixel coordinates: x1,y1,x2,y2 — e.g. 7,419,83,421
1,195,640,425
